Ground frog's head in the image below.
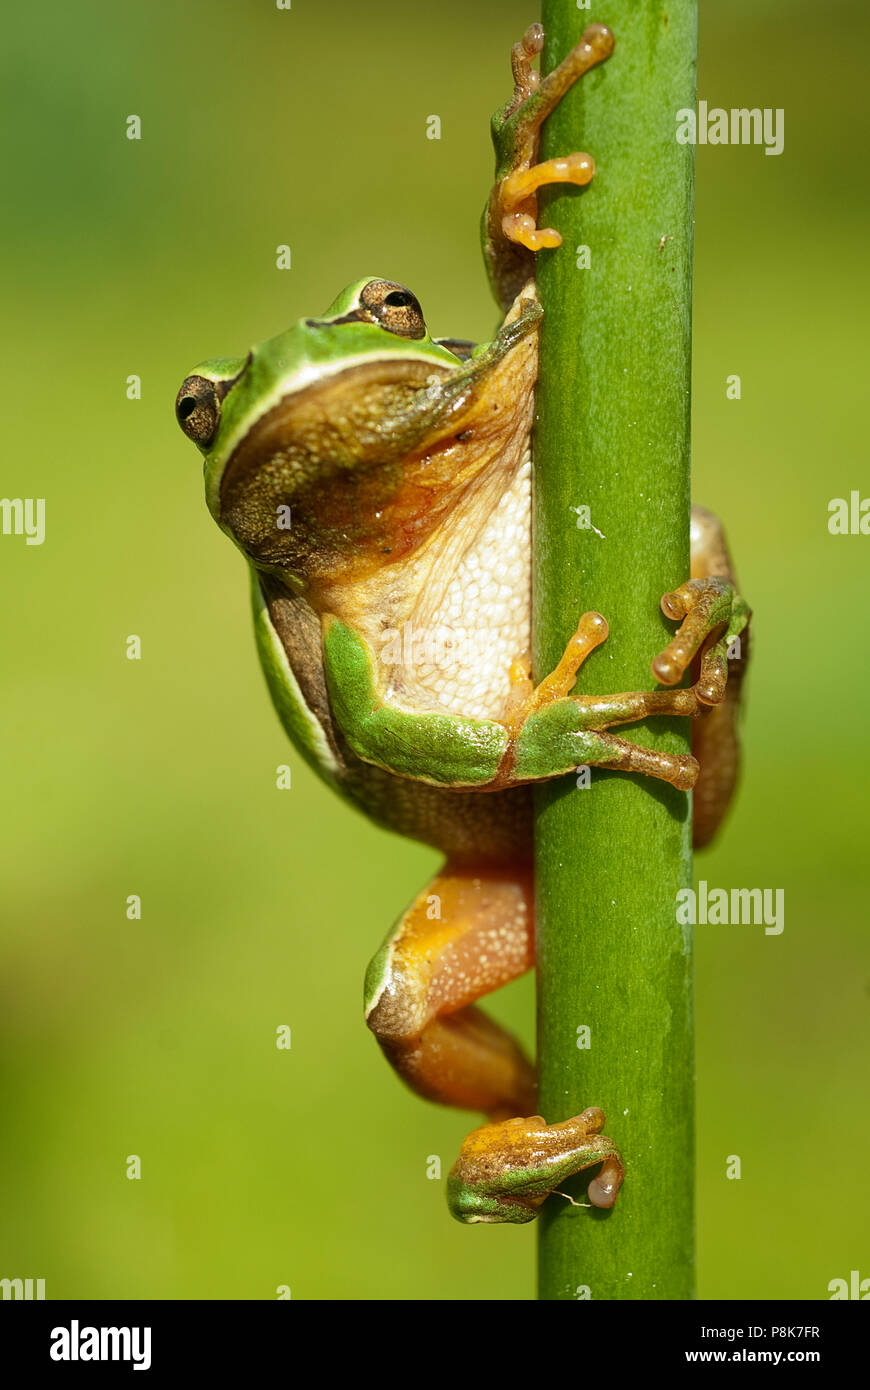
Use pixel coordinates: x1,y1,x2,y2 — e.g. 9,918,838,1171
175,277,538,586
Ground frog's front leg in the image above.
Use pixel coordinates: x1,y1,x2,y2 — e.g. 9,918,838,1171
322,611,705,792
485,22,615,309
364,860,625,1222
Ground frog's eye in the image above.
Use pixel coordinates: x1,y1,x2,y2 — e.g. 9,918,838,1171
358,280,427,340
175,375,222,447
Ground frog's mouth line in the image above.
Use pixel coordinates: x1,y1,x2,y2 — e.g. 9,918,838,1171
214,354,473,583
218,355,458,512
213,305,539,581
217,302,541,509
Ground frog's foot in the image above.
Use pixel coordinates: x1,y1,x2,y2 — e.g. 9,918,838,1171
448,1109,625,1225
492,22,615,167
486,23,614,307
506,22,544,112
651,576,751,706
501,610,703,792
502,575,753,796
684,505,753,847
499,153,597,253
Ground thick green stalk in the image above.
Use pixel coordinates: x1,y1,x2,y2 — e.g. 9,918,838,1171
533,1,697,1300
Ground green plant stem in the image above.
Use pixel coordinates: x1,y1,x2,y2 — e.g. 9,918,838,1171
533,0,698,1300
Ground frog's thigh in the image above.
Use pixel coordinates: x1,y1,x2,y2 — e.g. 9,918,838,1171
690,505,750,847
364,859,536,1119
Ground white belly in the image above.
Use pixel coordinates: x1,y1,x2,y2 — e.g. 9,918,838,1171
389,451,532,722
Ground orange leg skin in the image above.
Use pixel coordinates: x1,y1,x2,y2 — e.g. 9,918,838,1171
365,862,536,1118
364,862,625,1218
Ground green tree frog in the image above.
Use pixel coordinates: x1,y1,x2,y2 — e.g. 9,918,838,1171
175,23,750,1224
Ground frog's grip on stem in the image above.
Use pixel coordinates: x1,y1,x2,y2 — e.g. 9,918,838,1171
447,1106,625,1224
508,22,544,107
486,23,615,310
501,154,597,252
652,577,743,706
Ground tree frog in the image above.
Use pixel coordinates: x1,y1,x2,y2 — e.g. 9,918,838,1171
175,23,750,1224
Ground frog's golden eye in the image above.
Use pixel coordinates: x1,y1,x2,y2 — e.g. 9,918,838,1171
358,280,427,340
176,358,250,449
175,376,221,447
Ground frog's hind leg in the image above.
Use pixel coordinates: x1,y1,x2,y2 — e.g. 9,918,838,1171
449,1108,624,1225
365,860,536,1118
681,506,751,847
365,859,624,1222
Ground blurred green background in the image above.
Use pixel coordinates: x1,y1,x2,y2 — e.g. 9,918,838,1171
1,0,867,1300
